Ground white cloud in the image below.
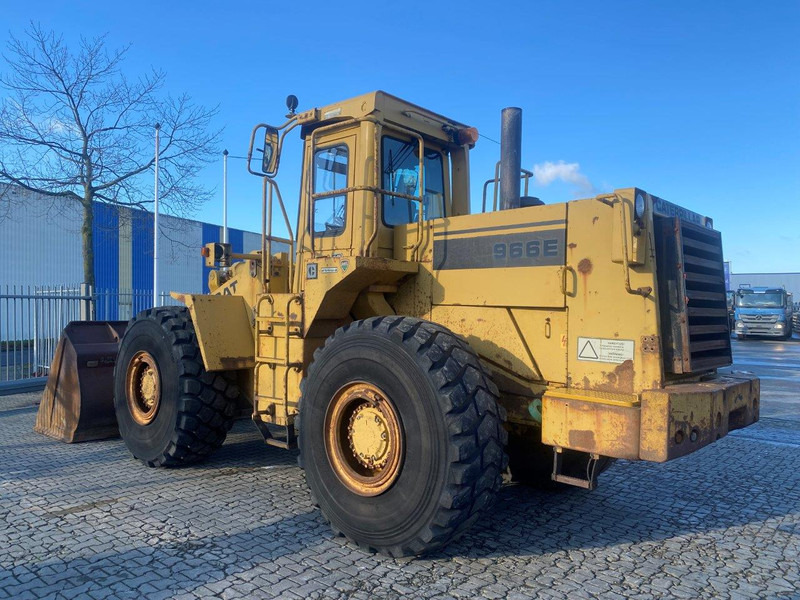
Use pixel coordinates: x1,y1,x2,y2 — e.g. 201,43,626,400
45,118,72,134
532,160,595,194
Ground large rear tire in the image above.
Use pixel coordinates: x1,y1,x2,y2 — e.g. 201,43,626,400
113,307,238,467
299,316,508,557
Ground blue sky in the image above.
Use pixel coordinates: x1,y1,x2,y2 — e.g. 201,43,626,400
2,1,798,272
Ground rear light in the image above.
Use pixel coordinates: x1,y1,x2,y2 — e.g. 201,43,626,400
456,127,479,146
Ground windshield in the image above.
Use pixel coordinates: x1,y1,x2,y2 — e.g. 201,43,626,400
382,136,445,226
736,292,785,308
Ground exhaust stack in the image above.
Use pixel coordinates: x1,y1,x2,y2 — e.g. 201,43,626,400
499,107,522,211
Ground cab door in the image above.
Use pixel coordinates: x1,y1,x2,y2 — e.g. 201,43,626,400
309,133,357,256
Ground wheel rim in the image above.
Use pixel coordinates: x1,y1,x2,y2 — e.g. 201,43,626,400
324,382,404,497
126,351,161,426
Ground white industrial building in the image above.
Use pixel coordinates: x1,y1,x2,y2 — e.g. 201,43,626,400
2,184,263,289
730,272,800,301
0,184,269,335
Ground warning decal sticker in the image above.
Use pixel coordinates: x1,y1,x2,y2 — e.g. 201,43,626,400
577,337,634,364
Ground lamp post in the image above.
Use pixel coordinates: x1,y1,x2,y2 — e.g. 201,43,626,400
153,123,160,307
222,149,229,244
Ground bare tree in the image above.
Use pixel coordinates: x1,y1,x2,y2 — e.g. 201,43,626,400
0,24,220,287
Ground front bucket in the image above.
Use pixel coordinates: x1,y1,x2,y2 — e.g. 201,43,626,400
34,321,128,443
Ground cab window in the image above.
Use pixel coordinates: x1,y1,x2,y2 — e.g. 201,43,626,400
313,145,348,237
382,136,445,226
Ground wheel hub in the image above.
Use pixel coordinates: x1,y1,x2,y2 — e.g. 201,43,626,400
324,382,403,497
348,405,392,469
126,351,161,426
139,369,157,407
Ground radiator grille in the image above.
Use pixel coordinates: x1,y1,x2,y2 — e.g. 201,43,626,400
740,313,778,324
739,313,780,334
654,217,732,374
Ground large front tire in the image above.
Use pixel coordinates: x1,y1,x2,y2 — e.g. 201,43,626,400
299,316,507,557
113,307,238,467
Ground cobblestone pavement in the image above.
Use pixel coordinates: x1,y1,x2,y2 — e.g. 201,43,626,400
1,338,799,599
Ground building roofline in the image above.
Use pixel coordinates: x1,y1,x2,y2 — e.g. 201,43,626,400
732,272,800,276
1,182,259,235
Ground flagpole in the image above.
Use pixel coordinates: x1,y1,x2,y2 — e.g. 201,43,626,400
222,149,229,244
153,123,160,307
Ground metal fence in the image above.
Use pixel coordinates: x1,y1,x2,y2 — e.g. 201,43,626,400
95,288,180,321
0,284,177,383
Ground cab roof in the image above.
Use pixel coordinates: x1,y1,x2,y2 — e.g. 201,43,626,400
304,91,472,145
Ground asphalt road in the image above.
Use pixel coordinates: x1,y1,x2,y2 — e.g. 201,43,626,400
0,336,798,599
723,334,800,422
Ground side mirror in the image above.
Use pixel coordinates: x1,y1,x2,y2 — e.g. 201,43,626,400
248,125,280,177
262,127,280,176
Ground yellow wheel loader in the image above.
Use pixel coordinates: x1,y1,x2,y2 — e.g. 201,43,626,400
36,91,759,557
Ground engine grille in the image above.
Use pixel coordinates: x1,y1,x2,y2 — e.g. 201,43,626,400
740,314,778,323
654,216,732,374
739,313,780,334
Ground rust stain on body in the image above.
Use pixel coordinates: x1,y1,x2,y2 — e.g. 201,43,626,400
577,259,593,275
594,359,635,394
577,258,593,306
569,429,595,448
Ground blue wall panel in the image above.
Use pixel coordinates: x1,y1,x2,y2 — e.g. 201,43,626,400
228,228,244,254
131,209,154,314
92,203,119,319
201,223,220,293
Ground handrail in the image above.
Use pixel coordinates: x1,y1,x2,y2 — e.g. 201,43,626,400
363,121,381,256
311,186,425,204
267,179,295,288
261,178,270,290
615,196,652,298
481,161,534,212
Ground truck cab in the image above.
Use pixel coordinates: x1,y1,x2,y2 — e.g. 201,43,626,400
734,286,794,339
